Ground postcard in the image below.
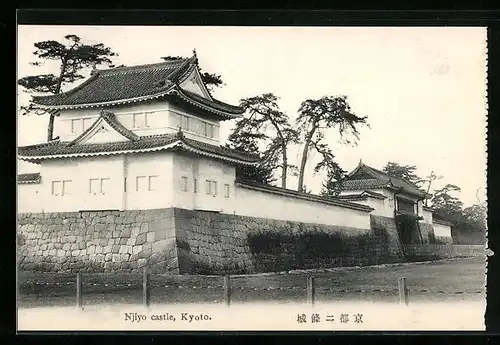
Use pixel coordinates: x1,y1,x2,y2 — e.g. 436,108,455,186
16,25,488,331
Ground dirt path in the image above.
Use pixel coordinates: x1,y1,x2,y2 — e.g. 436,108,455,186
18,257,486,308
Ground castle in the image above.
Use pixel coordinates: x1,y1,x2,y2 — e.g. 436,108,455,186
16,52,452,274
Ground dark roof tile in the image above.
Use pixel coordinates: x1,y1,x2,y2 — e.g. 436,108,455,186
339,163,425,197
17,172,41,184
18,132,260,165
31,56,244,117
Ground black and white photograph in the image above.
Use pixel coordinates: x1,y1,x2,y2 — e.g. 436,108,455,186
16,25,488,331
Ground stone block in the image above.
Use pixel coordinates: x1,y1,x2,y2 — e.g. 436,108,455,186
112,245,120,253
137,258,147,268
119,237,127,245
146,232,155,243
138,248,152,259
88,246,96,254
96,246,103,254
78,242,86,250
71,249,80,257
140,223,148,233
155,230,167,241
112,254,121,262
99,238,108,246
48,249,56,256
121,228,131,237
136,233,147,245
62,243,71,251
132,246,142,255
131,226,141,236
103,245,112,253
54,243,62,249
56,249,65,257
105,253,112,262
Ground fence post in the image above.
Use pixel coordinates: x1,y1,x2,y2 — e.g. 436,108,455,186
143,266,150,309
223,275,231,307
307,276,315,306
398,277,409,306
76,271,83,309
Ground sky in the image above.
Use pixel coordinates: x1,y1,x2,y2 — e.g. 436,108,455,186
16,26,487,207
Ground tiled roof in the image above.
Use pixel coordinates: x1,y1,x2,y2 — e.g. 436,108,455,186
236,179,374,212
339,179,390,190
339,163,425,197
31,55,244,118
18,131,260,165
337,190,387,201
173,89,243,115
17,172,41,184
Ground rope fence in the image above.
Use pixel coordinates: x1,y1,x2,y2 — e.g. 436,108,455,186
18,267,484,309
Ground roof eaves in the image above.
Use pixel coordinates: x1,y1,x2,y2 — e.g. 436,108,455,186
173,87,244,118
31,86,177,110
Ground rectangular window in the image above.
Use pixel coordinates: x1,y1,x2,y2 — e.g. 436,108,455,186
205,180,211,195
62,180,72,196
133,113,148,128
124,178,127,192
51,181,62,196
148,175,158,191
204,123,214,138
89,178,99,195
136,176,147,192
181,115,189,130
100,178,110,195
224,184,230,198
181,176,188,192
211,181,218,196
71,119,82,134
397,198,415,214
193,178,198,193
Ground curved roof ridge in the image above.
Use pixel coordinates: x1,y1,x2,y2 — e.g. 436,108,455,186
98,57,192,75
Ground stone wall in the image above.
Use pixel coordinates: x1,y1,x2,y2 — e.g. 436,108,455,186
370,215,402,256
403,244,486,258
418,222,433,244
435,236,454,244
17,209,178,273
175,209,398,274
20,208,467,275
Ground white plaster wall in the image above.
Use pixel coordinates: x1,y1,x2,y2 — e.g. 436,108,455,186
37,156,125,212
179,69,208,98
125,152,174,210
235,187,371,229
433,222,452,238
39,159,80,212
421,208,433,223
352,197,387,217
171,153,236,213
17,184,41,213
168,103,220,144
56,100,221,145
340,188,394,217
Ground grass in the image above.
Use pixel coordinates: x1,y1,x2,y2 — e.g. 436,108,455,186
17,257,485,308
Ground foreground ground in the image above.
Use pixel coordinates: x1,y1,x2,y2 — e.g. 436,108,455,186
17,257,485,308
